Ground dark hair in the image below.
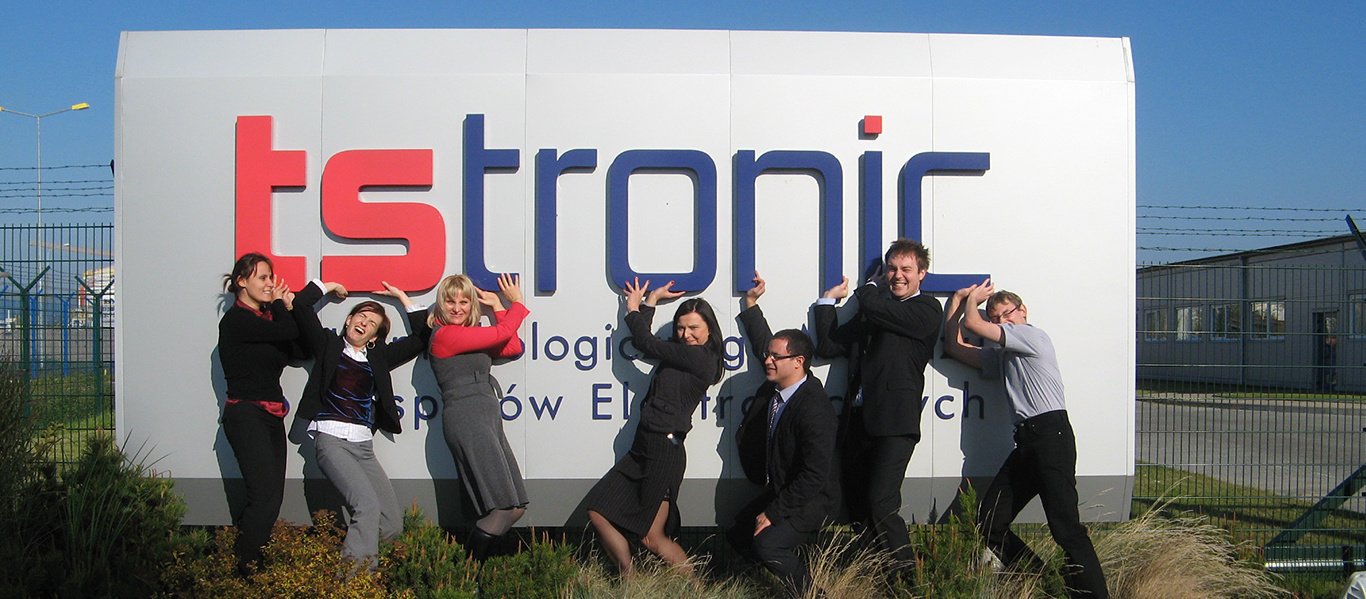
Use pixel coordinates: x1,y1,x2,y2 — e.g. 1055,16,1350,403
223,252,273,293
771,329,815,374
348,301,392,342
885,238,929,271
671,298,725,384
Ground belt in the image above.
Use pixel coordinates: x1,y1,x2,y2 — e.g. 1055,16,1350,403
1014,409,1068,433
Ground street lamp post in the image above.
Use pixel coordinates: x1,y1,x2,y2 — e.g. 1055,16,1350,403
0,103,91,226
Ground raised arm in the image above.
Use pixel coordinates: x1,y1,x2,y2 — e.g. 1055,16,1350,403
853,282,942,340
961,279,1004,345
377,280,433,367
431,302,529,358
221,297,299,343
739,271,774,361
942,286,984,369
812,276,861,358
289,280,333,355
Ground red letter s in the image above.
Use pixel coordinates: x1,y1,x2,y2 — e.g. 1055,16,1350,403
320,150,444,292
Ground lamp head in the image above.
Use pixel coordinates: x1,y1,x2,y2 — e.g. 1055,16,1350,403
71,103,90,111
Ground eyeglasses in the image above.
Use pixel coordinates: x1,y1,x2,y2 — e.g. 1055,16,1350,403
762,352,800,362
990,304,1020,323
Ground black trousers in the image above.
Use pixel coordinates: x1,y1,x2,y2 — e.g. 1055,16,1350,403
727,494,814,599
222,401,287,573
978,410,1108,599
841,407,919,563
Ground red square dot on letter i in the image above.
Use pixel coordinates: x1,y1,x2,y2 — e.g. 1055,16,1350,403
863,115,882,135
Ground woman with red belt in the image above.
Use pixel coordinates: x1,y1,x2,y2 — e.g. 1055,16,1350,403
217,252,300,575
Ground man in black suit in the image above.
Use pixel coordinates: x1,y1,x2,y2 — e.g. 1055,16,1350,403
729,272,840,598
814,238,942,571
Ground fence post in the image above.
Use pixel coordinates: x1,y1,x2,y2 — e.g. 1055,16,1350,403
7,267,49,410
76,275,114,418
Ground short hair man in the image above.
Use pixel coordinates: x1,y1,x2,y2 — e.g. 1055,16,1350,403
728,272,840,598
814,238,943,571
942,280,1109,599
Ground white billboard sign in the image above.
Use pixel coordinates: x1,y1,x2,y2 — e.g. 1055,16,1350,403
115,29,1135,526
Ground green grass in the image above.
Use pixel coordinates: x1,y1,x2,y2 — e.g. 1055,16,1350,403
1133,463,1366,549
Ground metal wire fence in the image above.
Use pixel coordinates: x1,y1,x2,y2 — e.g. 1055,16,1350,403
0,224,114,464
1137,226,1366,574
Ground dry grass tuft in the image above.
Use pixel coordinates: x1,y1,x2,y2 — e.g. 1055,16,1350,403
800,533,894,599
566,551,761,599
1094,503,1290,599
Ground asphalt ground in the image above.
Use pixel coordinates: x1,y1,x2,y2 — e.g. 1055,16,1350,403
1137,397,1365,511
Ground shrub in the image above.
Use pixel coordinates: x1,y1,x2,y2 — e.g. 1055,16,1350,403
161,510,398,599
381,506,478,599
477,531,577,599
55,434,189,598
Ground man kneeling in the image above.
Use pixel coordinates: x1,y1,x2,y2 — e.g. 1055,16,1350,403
728,273,840,598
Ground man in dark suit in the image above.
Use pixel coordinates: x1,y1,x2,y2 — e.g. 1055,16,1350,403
814,238,943,571
729,272,840,598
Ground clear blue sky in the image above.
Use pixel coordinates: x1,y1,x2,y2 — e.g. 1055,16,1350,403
2,0,1363,259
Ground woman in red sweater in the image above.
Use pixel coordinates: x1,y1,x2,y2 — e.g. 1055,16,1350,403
428,272,529,561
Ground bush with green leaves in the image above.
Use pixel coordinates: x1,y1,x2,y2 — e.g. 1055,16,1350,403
477,532,577,599
381,506,478,599
161,510,398,599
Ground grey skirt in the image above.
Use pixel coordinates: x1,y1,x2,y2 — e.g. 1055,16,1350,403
433,353,528,516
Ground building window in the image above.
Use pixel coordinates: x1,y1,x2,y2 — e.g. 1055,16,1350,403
1176,306,1204,341
1249,300,1286,340
1351,293,1366,337
1210,303,1242,340
1143,309,1169,341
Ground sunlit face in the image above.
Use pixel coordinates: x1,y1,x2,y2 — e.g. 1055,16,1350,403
235,262,274,309
763,338,805,388
675,312,710,346
987,301,1027,326
885,253,927,300
344,309,384,348
444,292,473,326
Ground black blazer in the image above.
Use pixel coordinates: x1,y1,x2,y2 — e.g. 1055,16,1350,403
626,304,721,435
291,282,432,435
735,305,840,533
814,284,942,438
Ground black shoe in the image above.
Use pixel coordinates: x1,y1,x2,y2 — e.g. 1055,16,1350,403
466,527,499,563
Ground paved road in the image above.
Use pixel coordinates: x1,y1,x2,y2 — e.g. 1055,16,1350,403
1137,397,1365,506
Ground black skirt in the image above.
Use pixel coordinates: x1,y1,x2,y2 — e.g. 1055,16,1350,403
583,427,686,537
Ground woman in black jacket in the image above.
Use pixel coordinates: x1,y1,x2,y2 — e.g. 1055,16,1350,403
583,278,723,578
217,252,300,575
291,279,430,567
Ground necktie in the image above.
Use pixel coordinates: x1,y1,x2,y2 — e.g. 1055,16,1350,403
766,393,781,485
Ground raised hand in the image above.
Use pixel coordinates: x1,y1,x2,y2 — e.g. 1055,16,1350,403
498,273,523,305
324,282,349,300
477,288,505,313
275,278,294,310
645,280,684,306
622,277,649,312
967,278,994,306
822,276,850,300
376,281,412,307
744,270,766,308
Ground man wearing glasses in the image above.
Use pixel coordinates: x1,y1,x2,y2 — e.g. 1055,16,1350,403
942,281,1108,599
814,238,943,575
728,271,840,599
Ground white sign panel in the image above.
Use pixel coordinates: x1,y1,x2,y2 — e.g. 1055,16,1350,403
115,29,1136,526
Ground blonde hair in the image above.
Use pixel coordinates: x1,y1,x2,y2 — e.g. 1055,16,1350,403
429,274,481,327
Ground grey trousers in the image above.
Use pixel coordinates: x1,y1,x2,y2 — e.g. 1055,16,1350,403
314,433,402,566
